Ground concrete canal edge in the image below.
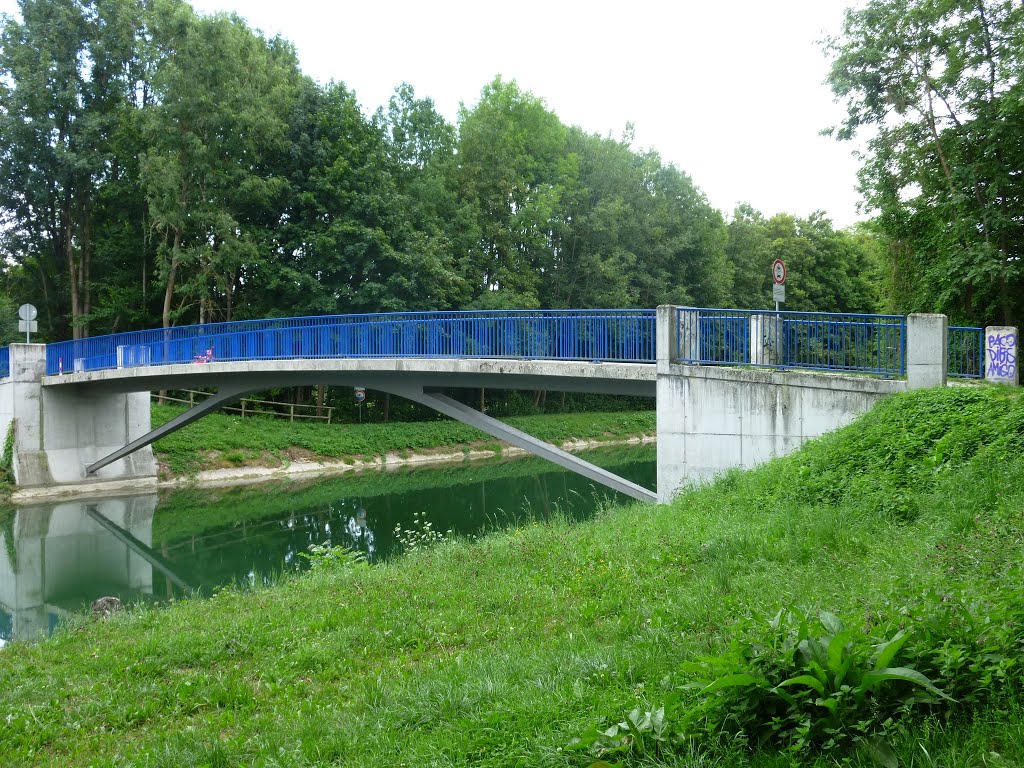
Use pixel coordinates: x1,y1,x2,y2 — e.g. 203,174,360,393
8,434,657,502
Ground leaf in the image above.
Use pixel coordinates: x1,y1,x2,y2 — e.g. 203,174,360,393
859,734,899,768
871,628,911,670
775,674,827,696
699,673,758,695
859,667,955,701
820,610,845,635
827,630,854,682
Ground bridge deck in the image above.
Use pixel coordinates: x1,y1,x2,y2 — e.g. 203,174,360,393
43,358,656,398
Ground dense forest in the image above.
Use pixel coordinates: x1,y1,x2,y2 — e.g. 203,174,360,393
0,0,891,347
0,0,1019,349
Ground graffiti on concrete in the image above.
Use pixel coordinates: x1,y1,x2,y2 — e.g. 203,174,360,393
987,332,1017,379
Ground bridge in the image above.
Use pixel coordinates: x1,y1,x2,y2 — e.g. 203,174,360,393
0,307,1016,503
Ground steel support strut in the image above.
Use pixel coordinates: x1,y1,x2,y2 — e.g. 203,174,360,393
86,386,250,476
85,505,191,591
380,385,657,503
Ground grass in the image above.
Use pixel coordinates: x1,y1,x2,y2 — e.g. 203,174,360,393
152,405,656,476
0,386,1022,766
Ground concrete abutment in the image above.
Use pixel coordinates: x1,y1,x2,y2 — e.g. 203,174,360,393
0,345,157,491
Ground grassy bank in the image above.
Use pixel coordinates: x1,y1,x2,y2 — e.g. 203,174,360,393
151,404,656,476
1,387,1023,766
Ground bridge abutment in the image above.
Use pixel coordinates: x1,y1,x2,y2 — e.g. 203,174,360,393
655,363,904,503
655,307,930,503
0,345,157,492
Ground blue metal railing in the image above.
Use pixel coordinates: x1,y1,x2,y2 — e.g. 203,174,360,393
948,326,984,379
0,347,8,379
676,308,907,377
44,310,658,375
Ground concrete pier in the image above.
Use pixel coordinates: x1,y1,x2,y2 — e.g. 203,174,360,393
0,345,157,490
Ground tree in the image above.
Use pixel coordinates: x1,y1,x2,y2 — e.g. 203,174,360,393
826,0,1024,324
725,204,772,309
0,0,151,338
456,77,571,308
140,6,300,327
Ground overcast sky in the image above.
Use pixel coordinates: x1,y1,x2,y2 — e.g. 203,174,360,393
1,0,867,226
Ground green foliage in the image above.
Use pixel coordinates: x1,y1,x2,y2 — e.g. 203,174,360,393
678,607,953,758
0,419,15,485
726,207,883,313
825,0,1024,325
299,543,366,571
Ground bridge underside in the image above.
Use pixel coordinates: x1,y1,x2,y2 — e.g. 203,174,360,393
65,359,657,503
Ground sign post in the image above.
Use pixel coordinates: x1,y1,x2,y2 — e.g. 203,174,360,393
18,303,38,343
771,259,787,312
354,387,366,423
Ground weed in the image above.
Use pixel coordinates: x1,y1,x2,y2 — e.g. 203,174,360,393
393,510,453,552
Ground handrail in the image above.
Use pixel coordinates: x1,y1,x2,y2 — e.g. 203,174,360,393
45,309,657,375
675,307,907,377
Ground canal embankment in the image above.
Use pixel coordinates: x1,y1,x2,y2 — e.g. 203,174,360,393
149,405,657,486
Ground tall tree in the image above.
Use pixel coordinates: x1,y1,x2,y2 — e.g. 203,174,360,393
140,5,300,328
0,0,150,338
826,0,1024,324
456,77,571,308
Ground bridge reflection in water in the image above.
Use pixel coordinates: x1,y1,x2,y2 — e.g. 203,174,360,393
0,496,159,646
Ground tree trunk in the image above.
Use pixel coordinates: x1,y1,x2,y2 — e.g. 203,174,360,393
162,232,181,330
159,231,182,406
81,199,92,338
383,393,391,423
65,200,80,340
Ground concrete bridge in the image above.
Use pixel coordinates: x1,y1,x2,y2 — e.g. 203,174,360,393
0,307,1015,503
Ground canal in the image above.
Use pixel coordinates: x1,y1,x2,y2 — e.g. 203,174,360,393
0,444,655,648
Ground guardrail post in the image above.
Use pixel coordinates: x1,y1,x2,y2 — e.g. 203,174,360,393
749,313,779,366
660,306,699,367
656,305,677,372
907,313,948,388
985,326,1018,386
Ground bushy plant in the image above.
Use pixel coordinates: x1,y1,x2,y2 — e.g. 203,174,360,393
677,608,951,763
299,542,366,571
571,590,1024,767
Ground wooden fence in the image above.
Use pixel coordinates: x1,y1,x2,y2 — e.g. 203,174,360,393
154,390,334,423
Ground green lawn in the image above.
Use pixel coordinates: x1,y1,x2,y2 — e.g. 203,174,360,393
1,387,1022,767
152,404,656,475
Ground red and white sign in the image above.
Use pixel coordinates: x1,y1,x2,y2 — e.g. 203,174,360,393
772,259,787,285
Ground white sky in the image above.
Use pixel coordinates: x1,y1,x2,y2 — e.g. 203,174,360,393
2,0,867,227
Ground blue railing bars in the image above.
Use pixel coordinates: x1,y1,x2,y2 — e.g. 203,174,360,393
44,310,658,376
675,307,907,377
948,326,985,379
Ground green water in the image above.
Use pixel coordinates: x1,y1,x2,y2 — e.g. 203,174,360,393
0,444,654,647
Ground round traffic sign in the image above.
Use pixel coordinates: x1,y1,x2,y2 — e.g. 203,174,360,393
772,259,787,285
18,303,37,321
354,388,366,403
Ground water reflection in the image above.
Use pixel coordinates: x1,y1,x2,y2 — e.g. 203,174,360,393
0,445,655,646
0,496,160,648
